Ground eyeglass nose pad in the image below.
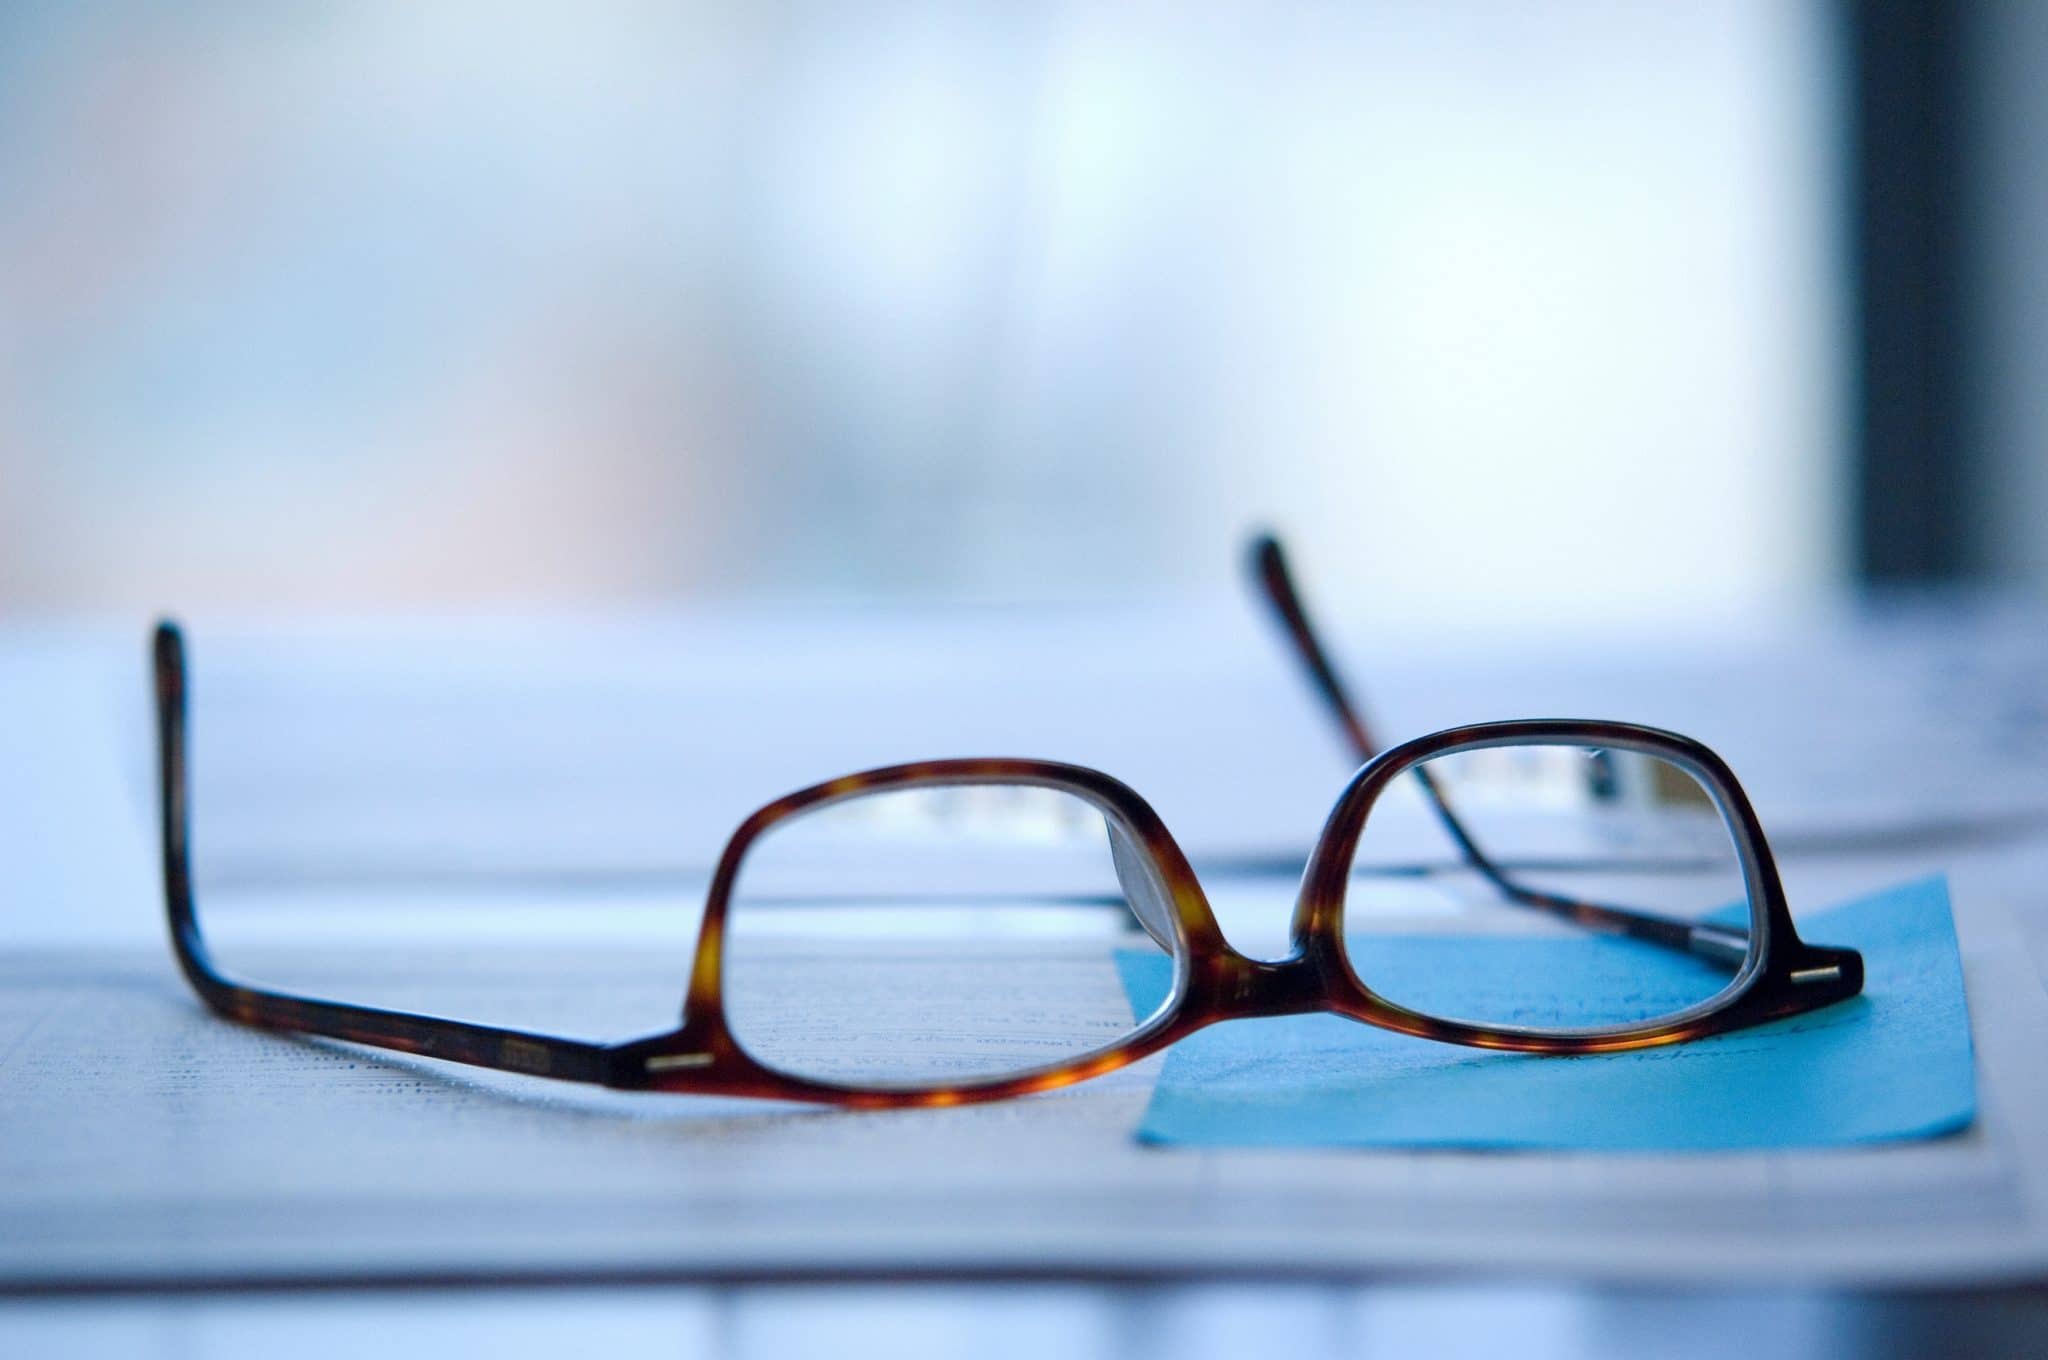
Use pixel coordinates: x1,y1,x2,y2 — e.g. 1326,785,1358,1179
1106,822,1181,953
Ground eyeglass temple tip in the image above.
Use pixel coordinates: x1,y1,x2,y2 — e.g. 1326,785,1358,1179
1241,528,1378,760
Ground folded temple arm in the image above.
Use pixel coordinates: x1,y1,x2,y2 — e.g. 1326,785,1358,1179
1247,535,1750,968
152,620,633,1085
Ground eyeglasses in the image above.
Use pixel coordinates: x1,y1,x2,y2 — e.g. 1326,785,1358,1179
153,536,1862,1106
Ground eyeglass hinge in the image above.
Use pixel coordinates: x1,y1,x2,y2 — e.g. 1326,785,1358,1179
644,1052,715,1073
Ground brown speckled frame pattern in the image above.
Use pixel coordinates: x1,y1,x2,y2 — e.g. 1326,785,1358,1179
153,579,1861,1109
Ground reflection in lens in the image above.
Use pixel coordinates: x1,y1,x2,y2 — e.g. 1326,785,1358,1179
1342,743,1755,1033
722,784,1177,1086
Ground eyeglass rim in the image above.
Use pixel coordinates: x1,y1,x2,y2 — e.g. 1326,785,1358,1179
687,758,1210,1098
1304,721,1774,1045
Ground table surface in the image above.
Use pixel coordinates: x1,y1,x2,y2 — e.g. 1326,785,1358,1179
8,1280,2048,1360
7,602,2047,1354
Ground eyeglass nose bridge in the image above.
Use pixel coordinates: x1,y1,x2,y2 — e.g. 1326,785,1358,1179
1186,950,1329,1020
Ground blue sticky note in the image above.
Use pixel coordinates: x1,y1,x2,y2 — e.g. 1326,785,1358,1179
1115,876,1975,1151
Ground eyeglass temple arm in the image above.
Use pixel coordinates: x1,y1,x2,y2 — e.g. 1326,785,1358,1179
1246,536,1750,969
151,621,691,1088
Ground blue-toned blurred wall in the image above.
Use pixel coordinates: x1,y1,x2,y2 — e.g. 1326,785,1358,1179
1973,2,2048,586
0,2,1845,623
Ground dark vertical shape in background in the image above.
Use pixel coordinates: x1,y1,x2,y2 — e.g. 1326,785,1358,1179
1844,0,1976,583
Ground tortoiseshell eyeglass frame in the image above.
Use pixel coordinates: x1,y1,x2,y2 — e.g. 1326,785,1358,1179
153,542,1863,1110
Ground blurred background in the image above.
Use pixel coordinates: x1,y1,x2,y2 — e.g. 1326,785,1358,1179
5,0,2043,885
3,0,1944,627
6,2,2038,626
6,1,2042,628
